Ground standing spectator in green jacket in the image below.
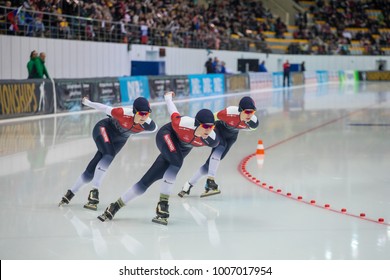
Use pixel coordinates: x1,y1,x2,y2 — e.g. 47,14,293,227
28,52,50,79
37,52,50,79
27,50,38,79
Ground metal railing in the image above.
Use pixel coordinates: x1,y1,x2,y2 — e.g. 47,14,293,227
0,5,388,55
0,5,268,52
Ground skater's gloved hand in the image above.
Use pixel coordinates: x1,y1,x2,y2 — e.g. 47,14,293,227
164,91,175,99
82,96,90,105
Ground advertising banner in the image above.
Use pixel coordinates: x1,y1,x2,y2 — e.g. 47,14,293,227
291,72,304,86
118,76,150,105
328,71,340,82
148,76,173,101
225,74,250,93
357,71,390,81
0,79,54,119
188,74,225,97
304,72,317,85
95,78,121,105
148,76,189,100
272,72,283,88
55,78,120,111
55,79,87,111
172,76,190,99
249,72,273,90
342,70,358,84
316,70,329,83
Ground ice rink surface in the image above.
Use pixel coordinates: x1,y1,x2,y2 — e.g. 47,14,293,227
1,82,389,260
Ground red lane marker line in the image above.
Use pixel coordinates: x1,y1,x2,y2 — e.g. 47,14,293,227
238,154,389,226
238,104,388,226
265,107,368,151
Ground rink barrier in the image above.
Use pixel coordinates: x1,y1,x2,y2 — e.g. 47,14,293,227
1,70,380,120
0,79,55,119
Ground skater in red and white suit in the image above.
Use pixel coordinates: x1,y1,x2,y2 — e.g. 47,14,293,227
179,96,259,197
59,97,157,210
98,91,220,225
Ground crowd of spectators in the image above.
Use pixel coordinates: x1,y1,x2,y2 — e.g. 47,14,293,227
291,0,390,55
0,0,389,55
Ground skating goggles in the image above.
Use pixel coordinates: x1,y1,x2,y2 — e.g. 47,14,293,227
199,123,215,129
243,109,256,115
136,111,150,117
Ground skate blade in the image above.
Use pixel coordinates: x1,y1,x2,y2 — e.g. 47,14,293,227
58,201,67,207
178,191,187,198
200,190,221,198
84,203,98,211
152,217,168,225
97,214,108,222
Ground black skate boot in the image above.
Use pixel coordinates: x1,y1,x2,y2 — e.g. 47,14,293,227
200,178,221,198
97,198,124,222
58,190,75,206
152,200,170,225
178,181,193,198
84,189,99,211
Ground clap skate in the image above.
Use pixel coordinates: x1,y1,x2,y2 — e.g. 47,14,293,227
84,189,99,211
178,181,193,198
98,201,121,222
152,201,169,225
58,190,75,206
200,179,221,198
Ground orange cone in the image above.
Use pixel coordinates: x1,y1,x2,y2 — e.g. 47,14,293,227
256,140,265,168
256,140,264,155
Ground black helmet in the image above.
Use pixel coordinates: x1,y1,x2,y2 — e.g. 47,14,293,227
238,96,256,112
195,109,215,126
133,97,151,114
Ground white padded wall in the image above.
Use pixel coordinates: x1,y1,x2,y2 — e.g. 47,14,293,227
1,35,389,80
0,35,129,79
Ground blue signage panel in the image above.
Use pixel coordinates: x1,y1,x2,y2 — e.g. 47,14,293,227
316,70,329,83
188,74,225,97
272,72,283,88
118,76,150,105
